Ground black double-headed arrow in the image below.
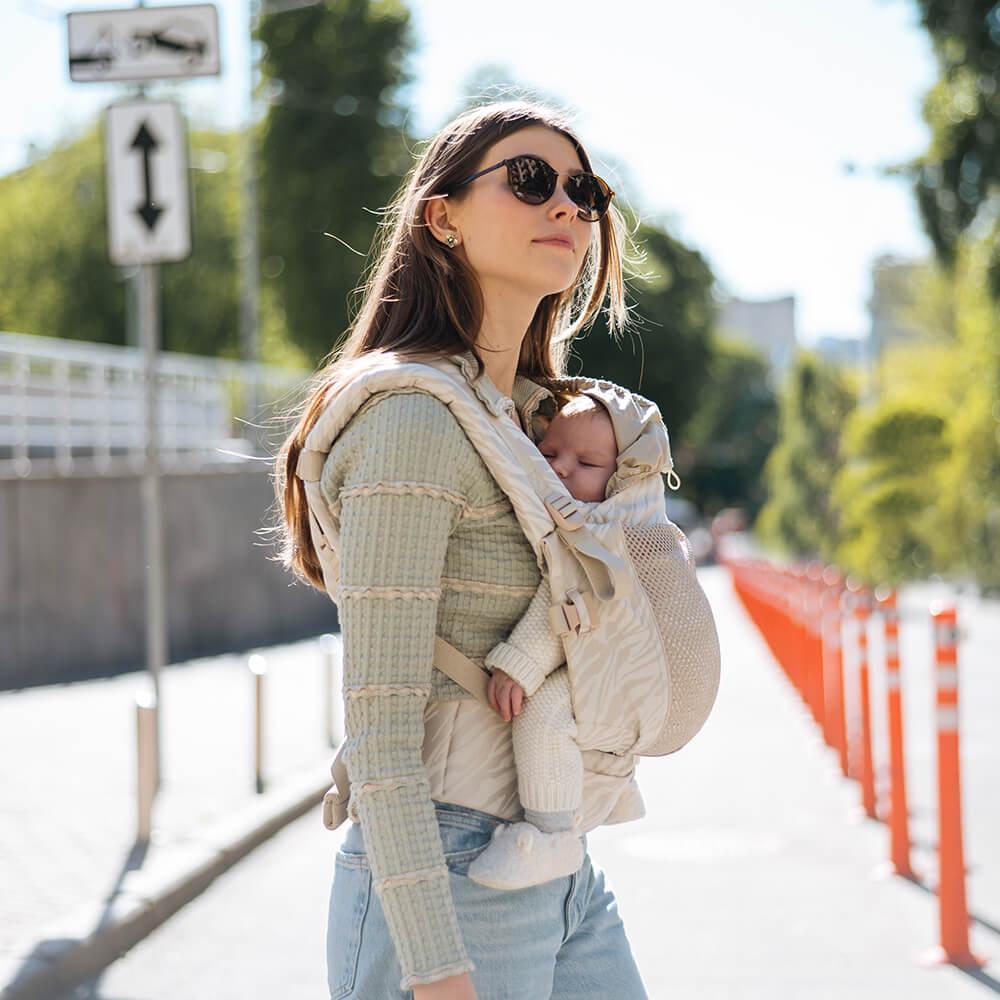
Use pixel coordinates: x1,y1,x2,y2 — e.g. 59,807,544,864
130,122,164,231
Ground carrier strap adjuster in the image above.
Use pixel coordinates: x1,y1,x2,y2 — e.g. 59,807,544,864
543,493,587,531
549,587,598,637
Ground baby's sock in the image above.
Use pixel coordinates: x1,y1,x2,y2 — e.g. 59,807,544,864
523,807,576,833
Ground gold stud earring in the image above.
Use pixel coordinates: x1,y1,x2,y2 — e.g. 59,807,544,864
446,233,457,248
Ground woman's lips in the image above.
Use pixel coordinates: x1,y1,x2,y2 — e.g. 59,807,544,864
533,237,574,250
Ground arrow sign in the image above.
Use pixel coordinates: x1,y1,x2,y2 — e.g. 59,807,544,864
106,101,190,266
131,122,164,232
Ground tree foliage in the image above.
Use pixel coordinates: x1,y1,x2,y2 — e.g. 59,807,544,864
910,0,1000,278
677,335,778,520
0,124,295,360
754,353,857,562
256,0,415,365
832,393,950,585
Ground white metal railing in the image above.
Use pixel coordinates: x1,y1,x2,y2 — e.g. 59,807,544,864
0,331,311,478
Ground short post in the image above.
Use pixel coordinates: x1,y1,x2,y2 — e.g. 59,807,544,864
873,588,918,881
136,687,158,843
919,605,986,969
320,633,340,748
806,562,826,727
855,587,876,817
820,567,845,757
249,653,267,794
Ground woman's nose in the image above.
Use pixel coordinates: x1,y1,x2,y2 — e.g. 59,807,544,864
547,181,577,221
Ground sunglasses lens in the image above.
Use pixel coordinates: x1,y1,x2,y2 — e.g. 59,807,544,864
507,156,556,204
505,155,612,220
567,174,612,221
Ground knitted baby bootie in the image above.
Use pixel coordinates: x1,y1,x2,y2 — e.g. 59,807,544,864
467,821,584,891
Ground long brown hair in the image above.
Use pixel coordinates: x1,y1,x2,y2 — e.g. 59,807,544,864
272,99,634,590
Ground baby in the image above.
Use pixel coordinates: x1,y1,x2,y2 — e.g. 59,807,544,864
468,391,622,891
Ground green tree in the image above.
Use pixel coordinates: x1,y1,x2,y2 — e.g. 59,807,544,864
755,352,857,561
0,123,309,366
832,393,950,585
926,232,1000,589
677,336,778,520
908,1,1000,275
256,0,415,364
571,221,717,447
0,126,121,346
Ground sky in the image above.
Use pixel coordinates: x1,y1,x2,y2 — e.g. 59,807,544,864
2,0,941,343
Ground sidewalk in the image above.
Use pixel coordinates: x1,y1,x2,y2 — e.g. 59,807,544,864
584,566,999,998
0,633,342,1000
4,564,998,999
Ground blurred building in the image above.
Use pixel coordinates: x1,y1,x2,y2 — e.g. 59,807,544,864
813,333,866,369
717,293,798,384
866,253,930,359
864,252,937,402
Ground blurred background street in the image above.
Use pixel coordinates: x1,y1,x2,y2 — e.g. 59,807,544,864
3,0,999,997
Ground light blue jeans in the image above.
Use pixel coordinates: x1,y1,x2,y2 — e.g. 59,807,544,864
326,799,649,999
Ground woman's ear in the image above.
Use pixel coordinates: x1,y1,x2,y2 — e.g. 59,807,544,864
424,193,460,248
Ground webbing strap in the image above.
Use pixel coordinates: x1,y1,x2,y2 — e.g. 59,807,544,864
433,636,492,708
323,635,493,831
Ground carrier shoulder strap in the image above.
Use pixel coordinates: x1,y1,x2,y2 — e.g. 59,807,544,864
294,356,633,701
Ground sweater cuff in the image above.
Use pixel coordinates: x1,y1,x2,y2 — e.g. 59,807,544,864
373,863,473,990
401,958,477,992
483,641,548,697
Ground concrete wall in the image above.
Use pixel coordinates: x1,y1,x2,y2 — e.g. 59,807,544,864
0,468,338,690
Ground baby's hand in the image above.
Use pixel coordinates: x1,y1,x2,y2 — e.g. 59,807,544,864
487,668,525,722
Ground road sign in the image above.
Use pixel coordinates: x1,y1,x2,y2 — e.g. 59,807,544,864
105,100,191,266
67,3,220,83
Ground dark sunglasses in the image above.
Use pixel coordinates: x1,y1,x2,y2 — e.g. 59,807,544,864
447,154,615,223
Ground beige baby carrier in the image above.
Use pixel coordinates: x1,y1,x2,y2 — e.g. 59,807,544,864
294,350,721,830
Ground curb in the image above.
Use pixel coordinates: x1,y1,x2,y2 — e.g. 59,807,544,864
1,769,330,1000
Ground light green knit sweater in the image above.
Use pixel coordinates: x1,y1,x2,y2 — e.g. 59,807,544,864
318,357,559,990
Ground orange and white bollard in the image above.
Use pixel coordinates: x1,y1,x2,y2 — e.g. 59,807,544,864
851,586,877,818
819,567,845,758
872,588,918,881
805,562,826,728
918,605,987,969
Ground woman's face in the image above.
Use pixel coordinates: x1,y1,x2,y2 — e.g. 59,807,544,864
444,125,595,299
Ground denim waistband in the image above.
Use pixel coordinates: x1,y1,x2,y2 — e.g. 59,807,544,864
429,798,511,832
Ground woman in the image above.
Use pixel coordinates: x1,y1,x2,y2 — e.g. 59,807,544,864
275,100,649,999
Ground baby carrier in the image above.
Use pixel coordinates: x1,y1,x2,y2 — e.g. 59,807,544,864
294,350,722,830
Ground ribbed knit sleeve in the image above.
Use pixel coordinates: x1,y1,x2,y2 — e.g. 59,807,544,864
320,389,478,991
483,575,566,697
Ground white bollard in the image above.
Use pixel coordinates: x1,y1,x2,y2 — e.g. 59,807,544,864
135,688,158,843
319,633,342,747
248,653,267,794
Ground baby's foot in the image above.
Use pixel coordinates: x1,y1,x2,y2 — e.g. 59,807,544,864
467,821,584,891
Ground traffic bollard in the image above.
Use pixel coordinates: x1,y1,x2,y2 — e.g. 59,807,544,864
249,653,267,794
852,586,877,817
320,632,342,748
135,688,157,844
873,588,918,881
820,567,846,759
918,605,986,969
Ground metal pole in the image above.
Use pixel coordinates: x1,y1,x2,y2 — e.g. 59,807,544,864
239,0,262,448
139,261,167,790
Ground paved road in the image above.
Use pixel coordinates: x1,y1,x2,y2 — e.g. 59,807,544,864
51,567,998,999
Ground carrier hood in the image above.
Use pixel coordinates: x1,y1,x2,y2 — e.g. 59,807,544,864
553,376,676,499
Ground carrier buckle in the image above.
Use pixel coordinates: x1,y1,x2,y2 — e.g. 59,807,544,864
543,493,587,531
549,587,595,637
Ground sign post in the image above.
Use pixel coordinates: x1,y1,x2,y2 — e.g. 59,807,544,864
68,3,219,792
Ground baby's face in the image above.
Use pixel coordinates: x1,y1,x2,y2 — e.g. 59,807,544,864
538,407,618,503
